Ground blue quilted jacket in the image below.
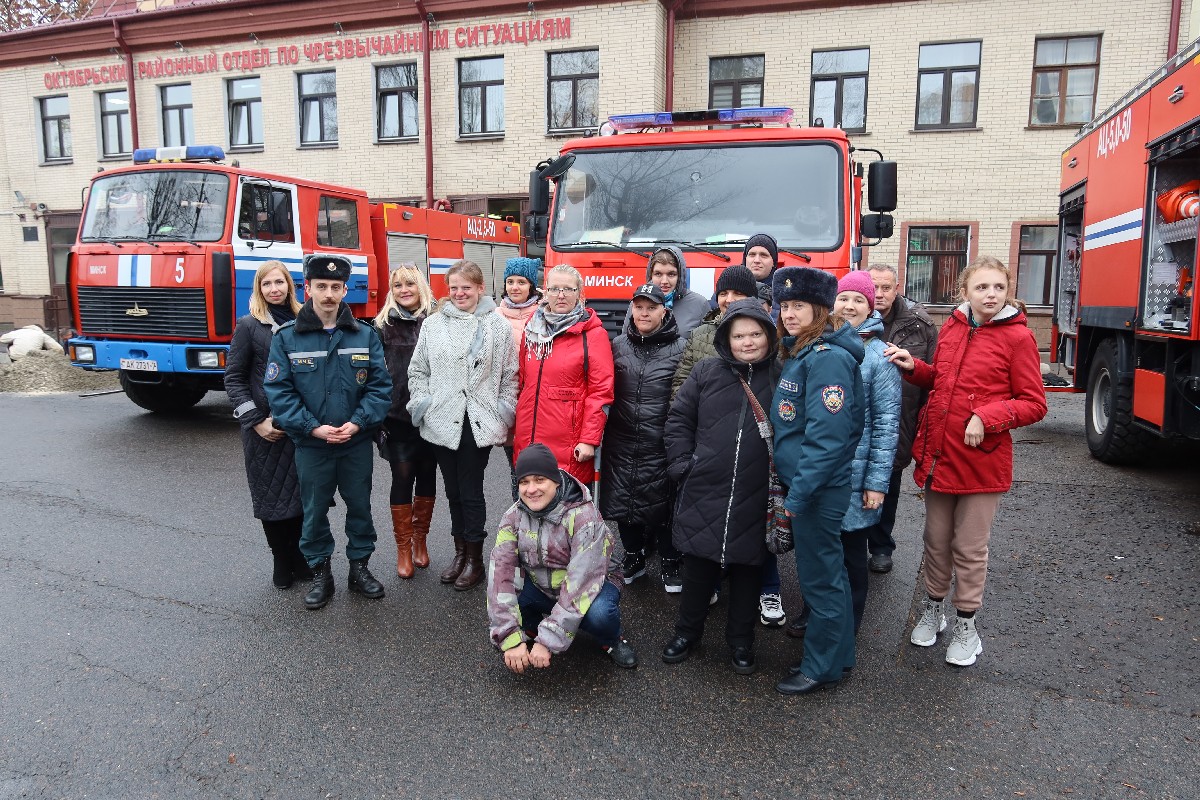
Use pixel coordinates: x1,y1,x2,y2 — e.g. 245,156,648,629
841,311,902,532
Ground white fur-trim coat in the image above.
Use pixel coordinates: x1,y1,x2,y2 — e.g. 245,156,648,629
406,296,519,449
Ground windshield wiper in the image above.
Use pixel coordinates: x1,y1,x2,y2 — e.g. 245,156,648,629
81,236,125,248
558,240,653,257
697,235,813,262
148,232,200,247
647,239,731,262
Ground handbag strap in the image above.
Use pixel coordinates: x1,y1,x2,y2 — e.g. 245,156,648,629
737,374,776,464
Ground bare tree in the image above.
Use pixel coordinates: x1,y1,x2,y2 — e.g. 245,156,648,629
0,0,99,32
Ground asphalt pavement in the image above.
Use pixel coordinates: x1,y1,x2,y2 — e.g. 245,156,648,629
0,390,1196,799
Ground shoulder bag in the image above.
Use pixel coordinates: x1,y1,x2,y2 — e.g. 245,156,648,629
738,376,794,555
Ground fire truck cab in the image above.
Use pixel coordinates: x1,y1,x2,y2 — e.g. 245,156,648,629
525,107,896,336
1056,41,1200,462
68,146,520,412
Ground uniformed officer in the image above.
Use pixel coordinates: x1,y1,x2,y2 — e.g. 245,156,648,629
264,254,393,610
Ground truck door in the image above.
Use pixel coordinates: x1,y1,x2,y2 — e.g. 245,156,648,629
233,180,303,312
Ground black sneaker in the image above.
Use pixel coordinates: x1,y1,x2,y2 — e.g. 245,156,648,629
661,559,682,593
622,551,646,585
603,638,638,669
868,552,893,573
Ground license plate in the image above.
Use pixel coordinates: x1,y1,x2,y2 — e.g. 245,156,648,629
120,358,158,372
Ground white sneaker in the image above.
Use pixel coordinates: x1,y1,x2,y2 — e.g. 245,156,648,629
910,598,947,647
759,593,786,627
945,615,983,666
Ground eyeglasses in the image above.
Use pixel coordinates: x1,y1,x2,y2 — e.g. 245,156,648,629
545,286,580,296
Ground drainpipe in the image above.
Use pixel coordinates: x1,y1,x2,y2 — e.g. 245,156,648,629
664,0,686,111
415,1,435,208
113,20,139,150
1168,0,1183,58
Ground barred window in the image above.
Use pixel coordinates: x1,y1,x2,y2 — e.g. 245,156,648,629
905,226,971,303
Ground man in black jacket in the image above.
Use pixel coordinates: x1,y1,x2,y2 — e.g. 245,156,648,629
864,265,938,574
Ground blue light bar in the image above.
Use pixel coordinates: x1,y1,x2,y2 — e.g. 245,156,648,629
607,107,794,130
132,145,226,164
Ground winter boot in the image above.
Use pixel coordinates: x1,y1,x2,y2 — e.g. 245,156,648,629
411,496,435,569
391,504,415,579
263,529,293,589
440,536,467,584
454,539,486,591
945,614,983,666
303,558,334,610
348,558,386,599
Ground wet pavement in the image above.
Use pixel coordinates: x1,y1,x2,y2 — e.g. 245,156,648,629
0,390,1196,799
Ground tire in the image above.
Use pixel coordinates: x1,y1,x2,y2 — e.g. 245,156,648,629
119,371,207,413
1084,338,1152,464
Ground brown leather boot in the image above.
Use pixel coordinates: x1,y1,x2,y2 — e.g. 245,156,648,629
439,537,466,584
454,539,486,591
391,504,415,579
411,496,434,569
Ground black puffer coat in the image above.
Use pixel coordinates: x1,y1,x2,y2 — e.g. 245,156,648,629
225,313,302,522
665,300,780,566
599,312,686,527
376,308,426,438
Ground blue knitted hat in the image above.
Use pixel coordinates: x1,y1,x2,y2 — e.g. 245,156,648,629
504,257,542,287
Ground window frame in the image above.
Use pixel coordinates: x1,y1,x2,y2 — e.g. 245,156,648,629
316,195,360,250
298,69,339,147
1010,221,1058,306
160,83,194,148
227,76,263,150
39,95,72,163
708,54,766,109
914,40,982,130
376,62,419,143
1028,34,1101,128
546,48,600,134
902,222,977,305
458,56,505,138
809,47,870,134
98,90,132,158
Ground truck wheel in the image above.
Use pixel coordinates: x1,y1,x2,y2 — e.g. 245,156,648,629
119,371,207,413
1084,339,1151,464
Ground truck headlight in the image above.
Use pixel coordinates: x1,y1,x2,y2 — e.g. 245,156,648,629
196,350,221,369
73,345,95,364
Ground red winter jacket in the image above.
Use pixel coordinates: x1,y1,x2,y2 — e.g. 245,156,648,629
906,303,1047,494
513,307,615,485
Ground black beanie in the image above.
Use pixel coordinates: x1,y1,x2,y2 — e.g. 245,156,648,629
742,234,779,270
715,265,757,299
514,443,562,485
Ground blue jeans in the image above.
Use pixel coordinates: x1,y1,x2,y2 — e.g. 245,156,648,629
760,552,781,595
518,577,622,649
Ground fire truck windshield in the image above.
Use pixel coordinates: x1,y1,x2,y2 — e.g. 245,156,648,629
550,142,842,251
81,170,230,243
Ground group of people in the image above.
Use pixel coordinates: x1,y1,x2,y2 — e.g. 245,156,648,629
226,232,1047,695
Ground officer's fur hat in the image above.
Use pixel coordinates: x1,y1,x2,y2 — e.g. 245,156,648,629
304,254,352,283
772,266,838,310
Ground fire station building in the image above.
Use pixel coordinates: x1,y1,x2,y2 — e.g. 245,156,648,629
0,0,1195,350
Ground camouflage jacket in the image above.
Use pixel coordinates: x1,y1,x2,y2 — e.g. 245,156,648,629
487,472,622,653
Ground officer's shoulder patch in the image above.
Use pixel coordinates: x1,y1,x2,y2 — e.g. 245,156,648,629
821,384,845,414
265,362,281,382
355,368,367,385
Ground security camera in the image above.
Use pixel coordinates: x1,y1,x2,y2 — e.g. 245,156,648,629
33,202,48,212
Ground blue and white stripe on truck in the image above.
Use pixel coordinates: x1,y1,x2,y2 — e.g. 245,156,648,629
233,253,371,315
116,254,153,287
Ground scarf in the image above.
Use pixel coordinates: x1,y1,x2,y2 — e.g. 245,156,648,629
388,305,425,323
501,295,540,311
663,289,677,309
524,302,587,361
267,303,296,329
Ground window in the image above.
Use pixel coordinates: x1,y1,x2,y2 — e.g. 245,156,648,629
161,84,194,147
915,41,981,129
99,90,132,157
228,77,262,148
905,225,971,304
39,96,71,162
317,196,359,249
238,184,295,243
710,56,764,108
548,49,599,131
811,48,869,133
459,57,504,136
1030,36,1100,126
299,71,338,145
1016,225,1057,305
377,63,418,141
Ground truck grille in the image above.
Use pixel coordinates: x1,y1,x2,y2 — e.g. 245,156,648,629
587,299,629,340
76,286,209,338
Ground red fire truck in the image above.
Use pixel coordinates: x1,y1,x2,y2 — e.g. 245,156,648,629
1055,43,1200,463
524,107,896,336
68,145,521,412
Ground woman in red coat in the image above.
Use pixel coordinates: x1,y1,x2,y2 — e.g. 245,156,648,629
885,256,1046,668
513,264,615,487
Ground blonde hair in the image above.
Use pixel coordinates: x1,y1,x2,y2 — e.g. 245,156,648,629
374,263,436,325
437,260,487,309
249,260,301,325
958,255,1024,312
546,264,585,300
778,304,846,359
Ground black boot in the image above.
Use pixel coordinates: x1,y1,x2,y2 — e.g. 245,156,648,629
304,557,334,610
348,558,385,599
263,528,293,589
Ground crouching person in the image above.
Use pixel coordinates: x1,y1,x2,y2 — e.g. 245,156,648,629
487,443,638,672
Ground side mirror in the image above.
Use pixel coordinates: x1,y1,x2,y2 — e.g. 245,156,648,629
861,213,894,240
528,170,550,216
867,160,897,212
525,213,549,246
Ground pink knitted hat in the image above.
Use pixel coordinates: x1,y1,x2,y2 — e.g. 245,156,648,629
837,270,876,302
